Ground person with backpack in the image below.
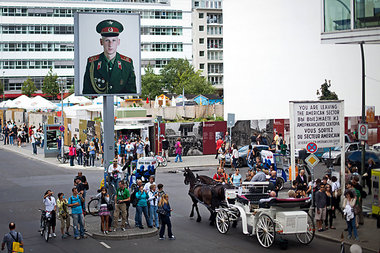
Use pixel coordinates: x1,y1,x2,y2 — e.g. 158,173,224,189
67,188,86,240
1,222,23,253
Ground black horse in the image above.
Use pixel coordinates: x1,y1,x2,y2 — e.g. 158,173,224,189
184,168,226,225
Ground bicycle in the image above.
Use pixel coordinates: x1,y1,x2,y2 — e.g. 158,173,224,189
38,209,52,242
0,133,4,142
88,180,116,216
57,151,69,164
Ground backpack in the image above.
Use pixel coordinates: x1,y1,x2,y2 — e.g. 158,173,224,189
130,190,138,207
9,232,23,253
279,138,284,145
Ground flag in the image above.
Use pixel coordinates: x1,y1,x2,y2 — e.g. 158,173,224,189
146,97,149,104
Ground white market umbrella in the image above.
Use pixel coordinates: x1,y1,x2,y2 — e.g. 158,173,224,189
25,96,58,110
63,94,91,104
162,96,167,107
171,96,176,106
154,96,159,108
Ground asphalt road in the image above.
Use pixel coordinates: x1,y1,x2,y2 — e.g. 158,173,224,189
0,149,369,253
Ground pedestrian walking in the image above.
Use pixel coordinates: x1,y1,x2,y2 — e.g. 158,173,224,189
113,181,130,231
96,187,111,234
362,159,374,195
68,188,86,240
174,137,183,163
136,138,144,159
57,193,71,239
43,190,57,238
144,137,150,157
31,130,38,155
324,184,336,229
218,143,227,168
215,136,223,159
1,222,23,253
158,194,175,240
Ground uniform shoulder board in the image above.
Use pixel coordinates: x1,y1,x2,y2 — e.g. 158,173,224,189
88,55,100,63
119,54,131,63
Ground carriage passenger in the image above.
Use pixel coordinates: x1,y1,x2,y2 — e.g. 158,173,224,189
230,168,242,187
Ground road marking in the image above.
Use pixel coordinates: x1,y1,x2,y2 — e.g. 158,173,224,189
100,242,111,249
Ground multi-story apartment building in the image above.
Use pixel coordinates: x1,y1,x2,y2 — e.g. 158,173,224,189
192,0,223,92
0,0,192,98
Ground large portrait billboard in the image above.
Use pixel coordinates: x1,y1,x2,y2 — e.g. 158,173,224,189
74,13,141,96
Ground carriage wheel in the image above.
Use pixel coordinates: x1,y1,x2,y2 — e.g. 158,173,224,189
295,213,315,245
216,210,230,234
256,214,275,248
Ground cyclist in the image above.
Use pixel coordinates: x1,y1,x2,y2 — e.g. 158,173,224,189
43,190,57,238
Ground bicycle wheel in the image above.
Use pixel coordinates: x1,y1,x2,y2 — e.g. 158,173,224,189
0,134,4,142
161,157,168,167
57,154,62,163
87,198,100,216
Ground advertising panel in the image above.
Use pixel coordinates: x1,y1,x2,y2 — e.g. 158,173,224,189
74,12,141,96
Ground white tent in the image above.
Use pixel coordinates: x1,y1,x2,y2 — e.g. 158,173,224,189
24,96,58,110
154,96,159,108
0,100,14,108
63,94,91,105
10,95,33,109
171,96,176,106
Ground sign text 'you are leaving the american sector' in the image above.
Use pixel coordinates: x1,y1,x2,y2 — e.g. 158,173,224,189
292,101,344,149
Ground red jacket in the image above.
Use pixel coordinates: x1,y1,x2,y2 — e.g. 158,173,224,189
69,146,77,156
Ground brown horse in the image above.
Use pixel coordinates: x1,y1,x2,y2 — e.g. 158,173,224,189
184,168,226,225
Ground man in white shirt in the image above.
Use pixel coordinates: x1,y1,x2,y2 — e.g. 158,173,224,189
125,140,134,160
143,176,156,192
43,190,57,238
108,159,122,194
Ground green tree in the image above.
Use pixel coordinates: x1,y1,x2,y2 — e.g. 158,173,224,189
21,77,37,97
141,64,164,98
316,79,339,100
42,68,59,99
160,58,215,94
68,84,75,95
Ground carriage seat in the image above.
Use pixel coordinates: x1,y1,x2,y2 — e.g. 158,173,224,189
259,197,311,209
237,192,270,206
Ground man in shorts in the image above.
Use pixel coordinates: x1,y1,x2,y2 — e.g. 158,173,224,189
315,183,327,232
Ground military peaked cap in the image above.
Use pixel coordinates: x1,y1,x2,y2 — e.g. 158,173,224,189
96,19,124,37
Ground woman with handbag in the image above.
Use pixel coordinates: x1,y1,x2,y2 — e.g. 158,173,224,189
96,187,111,234
158,194,175,240
324,184,336,229
343,190,359,240
218,143,226,168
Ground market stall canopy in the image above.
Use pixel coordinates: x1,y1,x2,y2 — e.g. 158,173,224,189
10,95,33,109
0,99,15,108
93,96,123,105
24,96,58,110
63,94,92,105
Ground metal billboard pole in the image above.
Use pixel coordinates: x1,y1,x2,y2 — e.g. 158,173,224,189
103,96,115,192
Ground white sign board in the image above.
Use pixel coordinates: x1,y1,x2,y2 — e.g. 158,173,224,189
290,101,344,149
358,123,368,141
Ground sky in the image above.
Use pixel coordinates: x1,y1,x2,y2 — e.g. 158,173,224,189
223,0,380,120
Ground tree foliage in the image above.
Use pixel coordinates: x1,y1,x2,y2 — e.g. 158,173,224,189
160,58,215,95
141,64,164,98
316,79,338,100
68,84,75,95
21,77,37,97
42,68,59,99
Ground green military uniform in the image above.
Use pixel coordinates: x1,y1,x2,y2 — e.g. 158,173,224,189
82,19,137,95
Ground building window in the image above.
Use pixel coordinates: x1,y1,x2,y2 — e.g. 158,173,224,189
199,38,204,44
199,13,204,19
323,0,351,32
199,25,204,31
199,51,204,56
200,63,204,69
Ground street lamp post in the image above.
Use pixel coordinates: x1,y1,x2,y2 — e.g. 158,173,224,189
58,77,66,162
360,43,366,174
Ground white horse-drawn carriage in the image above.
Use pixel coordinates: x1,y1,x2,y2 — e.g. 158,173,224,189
215,182,315,248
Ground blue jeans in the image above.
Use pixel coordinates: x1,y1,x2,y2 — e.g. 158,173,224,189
175,154,182,162
159,215,173,238
136,205,152,227
41,139,44,148
347,216,358,239
149,205,159,228
9,135,14,145
89,154,95,166
32,143,37,154
72,213,84,238
77,153,83,165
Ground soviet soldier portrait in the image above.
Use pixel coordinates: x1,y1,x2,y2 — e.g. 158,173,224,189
83,19,137,94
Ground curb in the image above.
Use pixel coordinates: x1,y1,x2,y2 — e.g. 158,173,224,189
314,233,378,253
89,228,158,240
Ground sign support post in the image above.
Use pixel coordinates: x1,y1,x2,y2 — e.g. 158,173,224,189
103,96,115,194
289,102,296,182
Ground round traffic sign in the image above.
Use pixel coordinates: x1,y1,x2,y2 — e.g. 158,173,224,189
59,125,65,132
306,142,318,153
359,124,367,136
